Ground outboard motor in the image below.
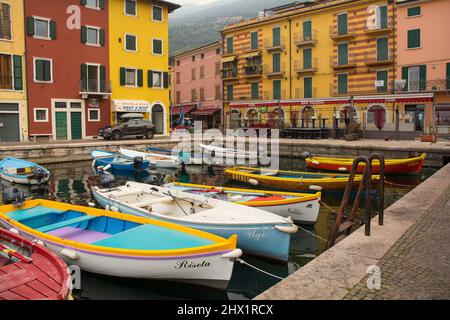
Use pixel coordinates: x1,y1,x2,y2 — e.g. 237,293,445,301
2,187,29,206
180,162,186,174
32,167,46,184
133,156,144,171
301,151,311,159
99,173,116,189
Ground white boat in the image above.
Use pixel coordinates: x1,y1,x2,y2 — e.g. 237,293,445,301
92,181,298,262
120,148,181,169
0,158,50,185
200,144,258,162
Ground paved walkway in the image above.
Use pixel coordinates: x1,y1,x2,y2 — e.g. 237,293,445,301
345,190,450,300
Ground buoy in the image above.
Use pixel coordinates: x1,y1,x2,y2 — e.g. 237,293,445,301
338,167,348,171
33,239,45,246
248,178,259,186
309,185,323,191
222,249,243,259
61,249,79,260
97,166,104,171
88,202,96,207
105,205,111,211
312,161,320,165
9,228,19,234
103,164,112,171
111,206,119,212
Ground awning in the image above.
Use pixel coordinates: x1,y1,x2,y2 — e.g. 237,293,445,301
171,105,197,115
436,104,450,111
354,93,434,104
221,56,237,63
112,100,151,113
191,108,220,116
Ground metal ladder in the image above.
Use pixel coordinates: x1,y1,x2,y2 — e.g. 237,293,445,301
327,154,385,249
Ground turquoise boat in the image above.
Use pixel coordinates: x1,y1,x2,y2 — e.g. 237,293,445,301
0,157,50,185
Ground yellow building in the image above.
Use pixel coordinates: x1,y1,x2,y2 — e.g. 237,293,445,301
109,0,180,135
0,1,28,142
222,0,407,137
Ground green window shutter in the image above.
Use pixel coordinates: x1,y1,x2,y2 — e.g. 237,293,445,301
27,17,35,36
35,60,43,81
120,67,126,86
419,65,426,91
303,20,312,40
227,85,233,101
251,82,259,99
148,70,153,87
100,65,106,92
377,37,388,61
304,77,312,98
407,29,420,48
303,48,312,69
43,60,51,81
251,32,258,50
273,80,281,100
137,69,143,87
402,67,408,91
407,6,421,17
273,27,281,46
50,21,57,39
446,63,450,89
338,74,348,94
163,72,169,89
337,13,348,35
81,64,87,91
99,0,105,9
13,56,23,91
376,70,388,93
80,0,87,5
81,26,87,44
226,37,233,54
379,6,388,29
273,53,280,72
153,39,162,54
99,29,105,46
338,43,348,65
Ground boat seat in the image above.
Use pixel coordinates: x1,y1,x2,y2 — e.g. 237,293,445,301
7,206,65,222
37,215,97,233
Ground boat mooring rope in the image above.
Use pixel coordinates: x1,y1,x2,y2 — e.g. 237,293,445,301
384,180,416,188
296,225,329,243
236,258,285,280
319,200,339,215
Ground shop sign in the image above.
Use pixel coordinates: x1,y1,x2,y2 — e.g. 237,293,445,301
88,99,100,108
259,106,268,113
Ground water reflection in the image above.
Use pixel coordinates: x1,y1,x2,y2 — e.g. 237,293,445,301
0,160,435,300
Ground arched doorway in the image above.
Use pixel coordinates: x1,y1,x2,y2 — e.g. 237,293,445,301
230,109,241,129
268,108,284,129
302,106,314,128
368,105,386,130
152,104,164,134
247,109,258,127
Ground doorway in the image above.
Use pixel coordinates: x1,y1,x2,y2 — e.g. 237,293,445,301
152,104,164,134
0,103,20,142
52,100,85,140
405,104,424,132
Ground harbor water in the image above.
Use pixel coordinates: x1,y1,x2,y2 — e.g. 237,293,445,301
0,158,435,300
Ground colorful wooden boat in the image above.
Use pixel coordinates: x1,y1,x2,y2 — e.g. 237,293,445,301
0,227,71,300
0,200,242,289
224,166,380,191
120,148,181,169
91,150,150,172
0,158,50,186
92,182,298,262
305,154,426,175
165,182,321,225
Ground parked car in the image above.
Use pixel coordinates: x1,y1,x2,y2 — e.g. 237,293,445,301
99,114,155,140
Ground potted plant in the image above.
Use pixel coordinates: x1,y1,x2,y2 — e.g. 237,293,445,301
420,126,437,143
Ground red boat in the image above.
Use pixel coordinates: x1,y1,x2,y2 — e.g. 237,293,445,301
0,228,71,300
305,154,426,175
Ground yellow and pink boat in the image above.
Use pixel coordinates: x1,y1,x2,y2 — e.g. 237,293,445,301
0,200,242,289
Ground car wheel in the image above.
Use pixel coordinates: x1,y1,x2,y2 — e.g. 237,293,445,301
112,131,122,140
145,130,154,139
104,137,111,140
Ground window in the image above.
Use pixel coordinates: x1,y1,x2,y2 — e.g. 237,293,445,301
200,66,205,79
85,0,101,9
215,62,220,75
0,54,12,89
407,29,420,48
176,60,180,66
377,5,388,29
192,55,195,62
435,105,450,126
272,53,281,72
337,73,348,94
152,5,163,21
176,72,180,84
273,80,281,100
125,0,136,16
304,77,312,98
272,27,281,46
88,109,100,122
338,43,348,65
303,20,312,40
216,48,220,55
86,27,99,45
125,34,137,51
125,68,137,86
337,13,348,35
403,65,426,91
377,37,389,61
34,58,52,82
191,88,197,101
251,82,259,99
34,108,48,122
35,18,50,38
251,32,259,50
153,39,163,55
191,68,196,80
407,6,421,17
376,70,388,93
0,3,12,40
200,87,205,100
201,53,205,59
226,85,233,101
303,48,312,69
176,91,181,104
152,71,163,88
215,85,221,99
226,37,233,54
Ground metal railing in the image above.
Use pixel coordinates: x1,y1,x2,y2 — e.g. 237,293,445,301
80,80,111,94
243,64,263,76
397,78,450,92
364,18,394,33
264,36,286,51
0,75,13,90
294,58,318,73
294,87,317,99
330,24,356,38
294,30,318,46
330,54,357,69
364,49,395,65
263,63,286,76
221,69,238,79
263,90,286,100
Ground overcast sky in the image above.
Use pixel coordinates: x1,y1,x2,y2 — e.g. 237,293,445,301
176,0,218,5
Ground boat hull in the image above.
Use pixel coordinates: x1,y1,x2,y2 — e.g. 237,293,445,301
92,191,292,262
249,199,320,225
120,148,181,169
94,157,150,172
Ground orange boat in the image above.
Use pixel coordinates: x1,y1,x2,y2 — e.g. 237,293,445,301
305,154,426,175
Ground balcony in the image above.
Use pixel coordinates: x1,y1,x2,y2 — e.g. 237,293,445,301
294,58,318,75
329,84,348,96
396,79,450,93
330,25,356,41
221,68,239,81
0,75,13,90
294,30,318,47
80,80,111,97
263,90,286,100
294,87,317,99
330,54,357,70
264,37,286,52
243,64,263,78
264,63,286,78
364,19,394,36
365,49,394,67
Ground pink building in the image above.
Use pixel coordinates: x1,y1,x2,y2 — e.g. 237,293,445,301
397,0,450,135
172,42,222,129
